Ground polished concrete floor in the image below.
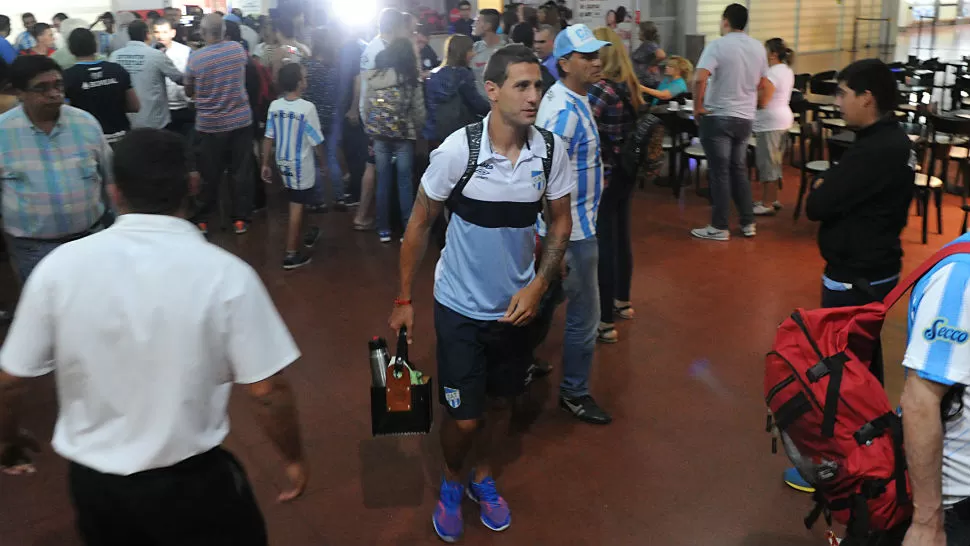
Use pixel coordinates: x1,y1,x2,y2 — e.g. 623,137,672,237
1,149,962,545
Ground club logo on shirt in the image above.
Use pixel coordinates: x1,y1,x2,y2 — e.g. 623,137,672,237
532,170,545,191
444,387,461,409
923,318,970,344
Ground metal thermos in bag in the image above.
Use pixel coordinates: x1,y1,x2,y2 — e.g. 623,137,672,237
368,337,390,387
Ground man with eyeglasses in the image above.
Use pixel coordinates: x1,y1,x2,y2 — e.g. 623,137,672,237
0,55,112,283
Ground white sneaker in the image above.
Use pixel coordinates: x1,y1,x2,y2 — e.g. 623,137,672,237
742,224,757,238
690,225,730,241
753,204,776,216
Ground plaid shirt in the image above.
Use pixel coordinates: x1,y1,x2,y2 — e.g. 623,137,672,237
0,106,111,239
587,79,636,171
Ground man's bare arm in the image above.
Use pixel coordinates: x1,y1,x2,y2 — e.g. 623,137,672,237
537,194,572,286
247,372,303,464
398,187,444,300
901,373,950,529
693,68,711,113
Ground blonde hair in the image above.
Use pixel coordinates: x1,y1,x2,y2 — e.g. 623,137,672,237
666,55,694,83
592,26,644,111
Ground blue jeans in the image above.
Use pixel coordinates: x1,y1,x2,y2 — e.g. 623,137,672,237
561,236,600,398
699,115,755,230
6,234,75,283
374,139,414,234
324,123,344,199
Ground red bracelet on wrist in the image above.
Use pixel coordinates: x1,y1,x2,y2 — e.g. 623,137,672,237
394,298,412,307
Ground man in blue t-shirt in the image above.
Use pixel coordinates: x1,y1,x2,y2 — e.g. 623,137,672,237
0,16,18,64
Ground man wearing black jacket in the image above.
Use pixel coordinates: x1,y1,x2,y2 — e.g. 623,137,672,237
786,59,915,495
806,59,914,377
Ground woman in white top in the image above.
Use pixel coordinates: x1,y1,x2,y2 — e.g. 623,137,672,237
753,38,795,216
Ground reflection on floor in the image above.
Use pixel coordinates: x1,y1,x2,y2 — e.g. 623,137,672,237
1,148,962,544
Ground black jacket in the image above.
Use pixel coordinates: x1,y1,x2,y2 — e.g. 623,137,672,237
806,117,915,283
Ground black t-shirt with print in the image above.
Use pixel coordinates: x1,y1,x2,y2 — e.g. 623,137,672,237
63,61,132,140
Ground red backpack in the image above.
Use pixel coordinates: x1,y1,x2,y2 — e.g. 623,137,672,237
764,242,970,540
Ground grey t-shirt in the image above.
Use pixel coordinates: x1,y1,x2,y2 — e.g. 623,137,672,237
470,38,506,98
696,31,768,120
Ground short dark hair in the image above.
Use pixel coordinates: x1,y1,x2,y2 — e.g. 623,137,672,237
479,9,500,33
128,20,149,42
225,20,242,43
275,16,295,39
22,13,35,23
510,22,534,48
378,8,401,35
458,0,471,8
278,63,303,93
722,3,748,30
483,44,539,87
838,58,898,114
146,11,160,20
68,28,97,57
9,55,62,91
113,129,191,215
53,13,68,22
30,22,51,39
0,15,10,34
153,18,172,30
101,12,114,23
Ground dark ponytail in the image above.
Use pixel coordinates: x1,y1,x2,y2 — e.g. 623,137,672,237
765,37,794,66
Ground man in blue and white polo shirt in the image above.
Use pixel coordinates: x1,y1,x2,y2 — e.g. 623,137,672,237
389,45,573,543
535,23,613,425
901,233,970,546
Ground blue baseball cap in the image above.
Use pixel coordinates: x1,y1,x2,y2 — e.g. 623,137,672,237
553,24,611,59
224,13,242,24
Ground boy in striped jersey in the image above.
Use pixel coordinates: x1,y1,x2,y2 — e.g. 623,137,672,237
260,63,324,270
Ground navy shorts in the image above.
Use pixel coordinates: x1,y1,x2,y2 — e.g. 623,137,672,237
434,301,532,421
285,186,322,206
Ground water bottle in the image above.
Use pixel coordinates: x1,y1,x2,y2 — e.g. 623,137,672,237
368,337,390,387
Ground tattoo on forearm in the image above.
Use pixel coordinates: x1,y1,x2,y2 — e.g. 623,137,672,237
538,234,568,283
254,380,304,463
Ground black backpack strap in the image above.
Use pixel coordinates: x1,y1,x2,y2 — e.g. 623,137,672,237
535,126,555,185
447,121,484,208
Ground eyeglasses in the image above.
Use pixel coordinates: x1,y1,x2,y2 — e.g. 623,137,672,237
27,81,64,94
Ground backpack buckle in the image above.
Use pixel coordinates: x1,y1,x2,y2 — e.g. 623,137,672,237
815,460,839,483
807,360,830,382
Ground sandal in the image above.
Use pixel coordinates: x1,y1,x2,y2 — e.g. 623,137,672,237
613,301,636,320
597,324,618,344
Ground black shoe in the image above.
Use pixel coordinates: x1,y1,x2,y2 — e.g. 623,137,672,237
559,395,612,425
524,358,552,387
282,253,312,270
302,226,321,248
307,204,328,214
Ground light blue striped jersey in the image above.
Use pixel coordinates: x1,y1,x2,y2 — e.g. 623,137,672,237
902,231,970,506
535,80,601,241
265,98,324,191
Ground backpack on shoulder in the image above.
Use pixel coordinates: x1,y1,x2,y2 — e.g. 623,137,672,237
617,94,665,183
363,80,414,140
429,121,555,250
764,243,970,542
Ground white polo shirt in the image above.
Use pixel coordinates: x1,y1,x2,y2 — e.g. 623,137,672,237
902,233,970,506
0,214,300,476
423,114,573,320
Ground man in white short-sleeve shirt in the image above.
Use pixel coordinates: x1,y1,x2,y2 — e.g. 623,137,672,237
901,233,970,546
0,130,307,546
389,45,573,543
690,3,772,242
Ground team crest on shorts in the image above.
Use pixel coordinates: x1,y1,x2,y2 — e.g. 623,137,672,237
532,170,545,191
444,387,461,408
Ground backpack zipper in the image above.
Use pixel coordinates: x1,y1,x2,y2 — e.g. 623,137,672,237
766,374,796,405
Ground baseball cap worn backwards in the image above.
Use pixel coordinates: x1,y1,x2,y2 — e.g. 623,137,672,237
553,24,611,59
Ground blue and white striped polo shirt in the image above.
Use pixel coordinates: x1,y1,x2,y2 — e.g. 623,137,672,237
902,232,970,506
535,80,602,241
423,114,573,321
265,98,324,191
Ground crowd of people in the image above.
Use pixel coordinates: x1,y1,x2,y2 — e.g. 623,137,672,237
1,0,970,545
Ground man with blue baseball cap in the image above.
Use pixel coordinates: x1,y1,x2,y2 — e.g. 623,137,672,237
535,24,613,425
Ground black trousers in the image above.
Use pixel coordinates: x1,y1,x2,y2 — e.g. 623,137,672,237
165,107,195,140
195,126,255,223
820,277,897,385
596,171,634,324
68,447,267,546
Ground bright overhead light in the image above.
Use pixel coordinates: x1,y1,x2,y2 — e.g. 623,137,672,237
331,0,378,28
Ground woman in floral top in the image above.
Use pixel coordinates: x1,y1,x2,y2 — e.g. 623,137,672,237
587,26,643,344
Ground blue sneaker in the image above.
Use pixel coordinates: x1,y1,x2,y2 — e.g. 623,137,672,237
466,474,511,532
783,466,816,493
433,478,464,543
